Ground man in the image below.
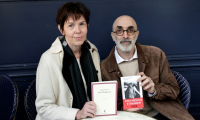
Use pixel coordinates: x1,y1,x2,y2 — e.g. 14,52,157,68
101,15,194,120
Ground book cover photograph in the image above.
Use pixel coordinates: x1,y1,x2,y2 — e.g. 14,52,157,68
91,81,118,116
121,76,144,110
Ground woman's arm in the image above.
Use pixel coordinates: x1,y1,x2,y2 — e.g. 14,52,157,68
35,53,79,120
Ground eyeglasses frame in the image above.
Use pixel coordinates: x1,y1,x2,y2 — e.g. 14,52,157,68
113,29,138,36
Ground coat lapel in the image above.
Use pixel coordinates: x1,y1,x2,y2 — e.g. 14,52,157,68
136,43,149,73
107,46,123,78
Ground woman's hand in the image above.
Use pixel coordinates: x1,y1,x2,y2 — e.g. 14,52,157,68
75,101,96,119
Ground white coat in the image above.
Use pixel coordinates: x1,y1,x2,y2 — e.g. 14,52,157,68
35,36,102,120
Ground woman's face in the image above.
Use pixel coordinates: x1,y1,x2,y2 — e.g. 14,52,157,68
60,15,88,47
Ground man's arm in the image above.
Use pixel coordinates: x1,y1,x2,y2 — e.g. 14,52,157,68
137,56,180,100
152,58,180,100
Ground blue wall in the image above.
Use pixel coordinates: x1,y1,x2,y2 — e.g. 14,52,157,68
0,0,200,119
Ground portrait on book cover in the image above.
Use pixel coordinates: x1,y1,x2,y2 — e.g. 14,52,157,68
124,82,141,99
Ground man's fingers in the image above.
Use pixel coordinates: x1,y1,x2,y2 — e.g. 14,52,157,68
137,76,147,82
140,78,150,86
143,84,151,90
142,81,155,93
137,72,144,76
137,72,156,94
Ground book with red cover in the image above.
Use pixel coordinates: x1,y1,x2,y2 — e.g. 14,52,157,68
92,81,118,116
120,76,144,110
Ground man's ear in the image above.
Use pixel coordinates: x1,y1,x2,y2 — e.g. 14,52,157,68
111,32,115,42
87,24,89,27
137,30,139,36
58,24,64,35
136,30,139,40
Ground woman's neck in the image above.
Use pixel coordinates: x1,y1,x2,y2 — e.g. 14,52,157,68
68,44,82,59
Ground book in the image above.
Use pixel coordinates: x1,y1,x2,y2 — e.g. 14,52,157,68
92,81,118,116
120,76,144,110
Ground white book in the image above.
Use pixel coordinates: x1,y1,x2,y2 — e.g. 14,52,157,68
91,81,118,116
120,76,144,110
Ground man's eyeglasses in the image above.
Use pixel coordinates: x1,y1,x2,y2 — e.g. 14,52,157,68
113,27,138,36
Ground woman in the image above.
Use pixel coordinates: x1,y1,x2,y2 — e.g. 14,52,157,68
35,2,102,120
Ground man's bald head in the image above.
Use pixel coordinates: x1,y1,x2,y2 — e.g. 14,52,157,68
112,15,138,31
111,15,139,54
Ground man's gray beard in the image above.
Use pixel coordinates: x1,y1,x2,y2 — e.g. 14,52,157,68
114,37,135,52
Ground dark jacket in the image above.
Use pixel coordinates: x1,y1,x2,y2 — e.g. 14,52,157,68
101,42,194,120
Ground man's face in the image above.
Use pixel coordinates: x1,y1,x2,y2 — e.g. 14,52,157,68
111,16,139,53
113,31,137,52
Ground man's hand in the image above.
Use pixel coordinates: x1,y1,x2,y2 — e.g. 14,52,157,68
125,108,143,112
75,101,96,120
137,72,155,94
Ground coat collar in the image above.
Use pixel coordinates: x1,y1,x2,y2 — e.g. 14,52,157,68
50,36,98,54
136,42,149,72
107,42,149,73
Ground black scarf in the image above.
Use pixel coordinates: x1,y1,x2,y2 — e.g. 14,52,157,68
61,37,98,109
